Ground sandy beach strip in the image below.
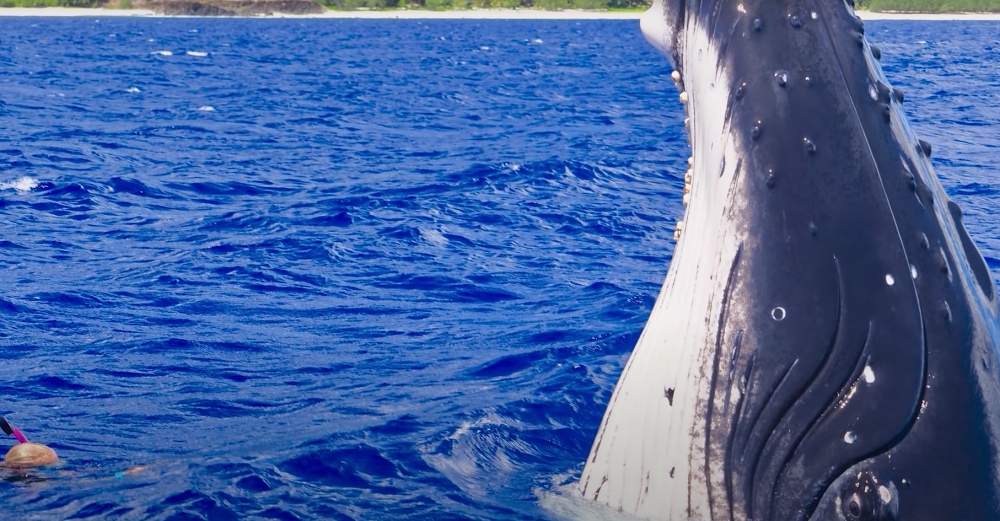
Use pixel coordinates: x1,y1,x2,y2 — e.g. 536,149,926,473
0,6,639,18
1,6,1000,20
858,10,1000,20
285,8,642,18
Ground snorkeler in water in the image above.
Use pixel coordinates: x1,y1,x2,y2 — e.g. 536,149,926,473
0,417,58,468
0,416,150,481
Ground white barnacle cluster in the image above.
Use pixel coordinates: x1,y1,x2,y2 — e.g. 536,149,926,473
683,155,693,207
675,155,693,241
673,69,692,241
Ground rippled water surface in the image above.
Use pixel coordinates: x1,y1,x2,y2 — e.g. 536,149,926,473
0,17,998,520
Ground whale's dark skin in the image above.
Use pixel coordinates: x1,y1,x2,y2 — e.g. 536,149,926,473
579,0,1000,519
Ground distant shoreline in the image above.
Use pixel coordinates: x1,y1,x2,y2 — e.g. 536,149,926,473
0,7,632,17
2,6,1000,19
858,10,1000,19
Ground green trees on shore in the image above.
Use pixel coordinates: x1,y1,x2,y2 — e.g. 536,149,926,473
322,0,646,9
316,0,1000,13
1,0,98,7
4,0,1000,12
0,0,647,7
318,0,1000,13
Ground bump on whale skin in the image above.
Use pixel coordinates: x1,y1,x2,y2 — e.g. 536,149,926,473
579,1,1000,520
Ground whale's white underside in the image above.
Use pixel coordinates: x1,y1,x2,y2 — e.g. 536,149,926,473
578,4,751,519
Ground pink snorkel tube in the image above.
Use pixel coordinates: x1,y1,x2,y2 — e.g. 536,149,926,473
0,417,29,444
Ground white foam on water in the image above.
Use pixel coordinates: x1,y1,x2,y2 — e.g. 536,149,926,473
186,51,208,57
0,177,39,193
152,50,173,56
420,410,530,502
197,106,216,112
537,482,654,521
531,38,543,44
503,161,521,172
419,228,448,247
126,87,141,93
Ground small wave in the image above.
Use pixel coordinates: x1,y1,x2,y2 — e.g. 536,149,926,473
0,176,39,193
469,350,545,379
954,182,997,196
531,38,543,44
152,50,173,56
126,87,141,93
279,444,401,493
538,482,650,521
186,51,208,57
197,106,216,112
423,411,528,499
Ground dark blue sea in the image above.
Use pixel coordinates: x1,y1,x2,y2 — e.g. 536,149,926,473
0,17,998,520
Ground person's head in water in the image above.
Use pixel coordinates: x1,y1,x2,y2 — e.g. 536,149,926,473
4,443,58,468
0,417,58,468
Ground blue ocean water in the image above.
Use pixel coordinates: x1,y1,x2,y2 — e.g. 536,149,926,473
0,17,997,520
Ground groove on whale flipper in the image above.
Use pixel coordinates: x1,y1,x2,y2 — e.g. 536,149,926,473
747,256,853,520
704,242,744,521
723,330,744,419
715,255,844,520
768,319,876,521
740,358,799,515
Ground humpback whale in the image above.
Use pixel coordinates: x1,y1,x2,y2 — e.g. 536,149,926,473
579,1,1000,520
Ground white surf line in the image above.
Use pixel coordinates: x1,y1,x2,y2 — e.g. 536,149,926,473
3,7,999,19
0,6,642,18
856,10,1000,20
